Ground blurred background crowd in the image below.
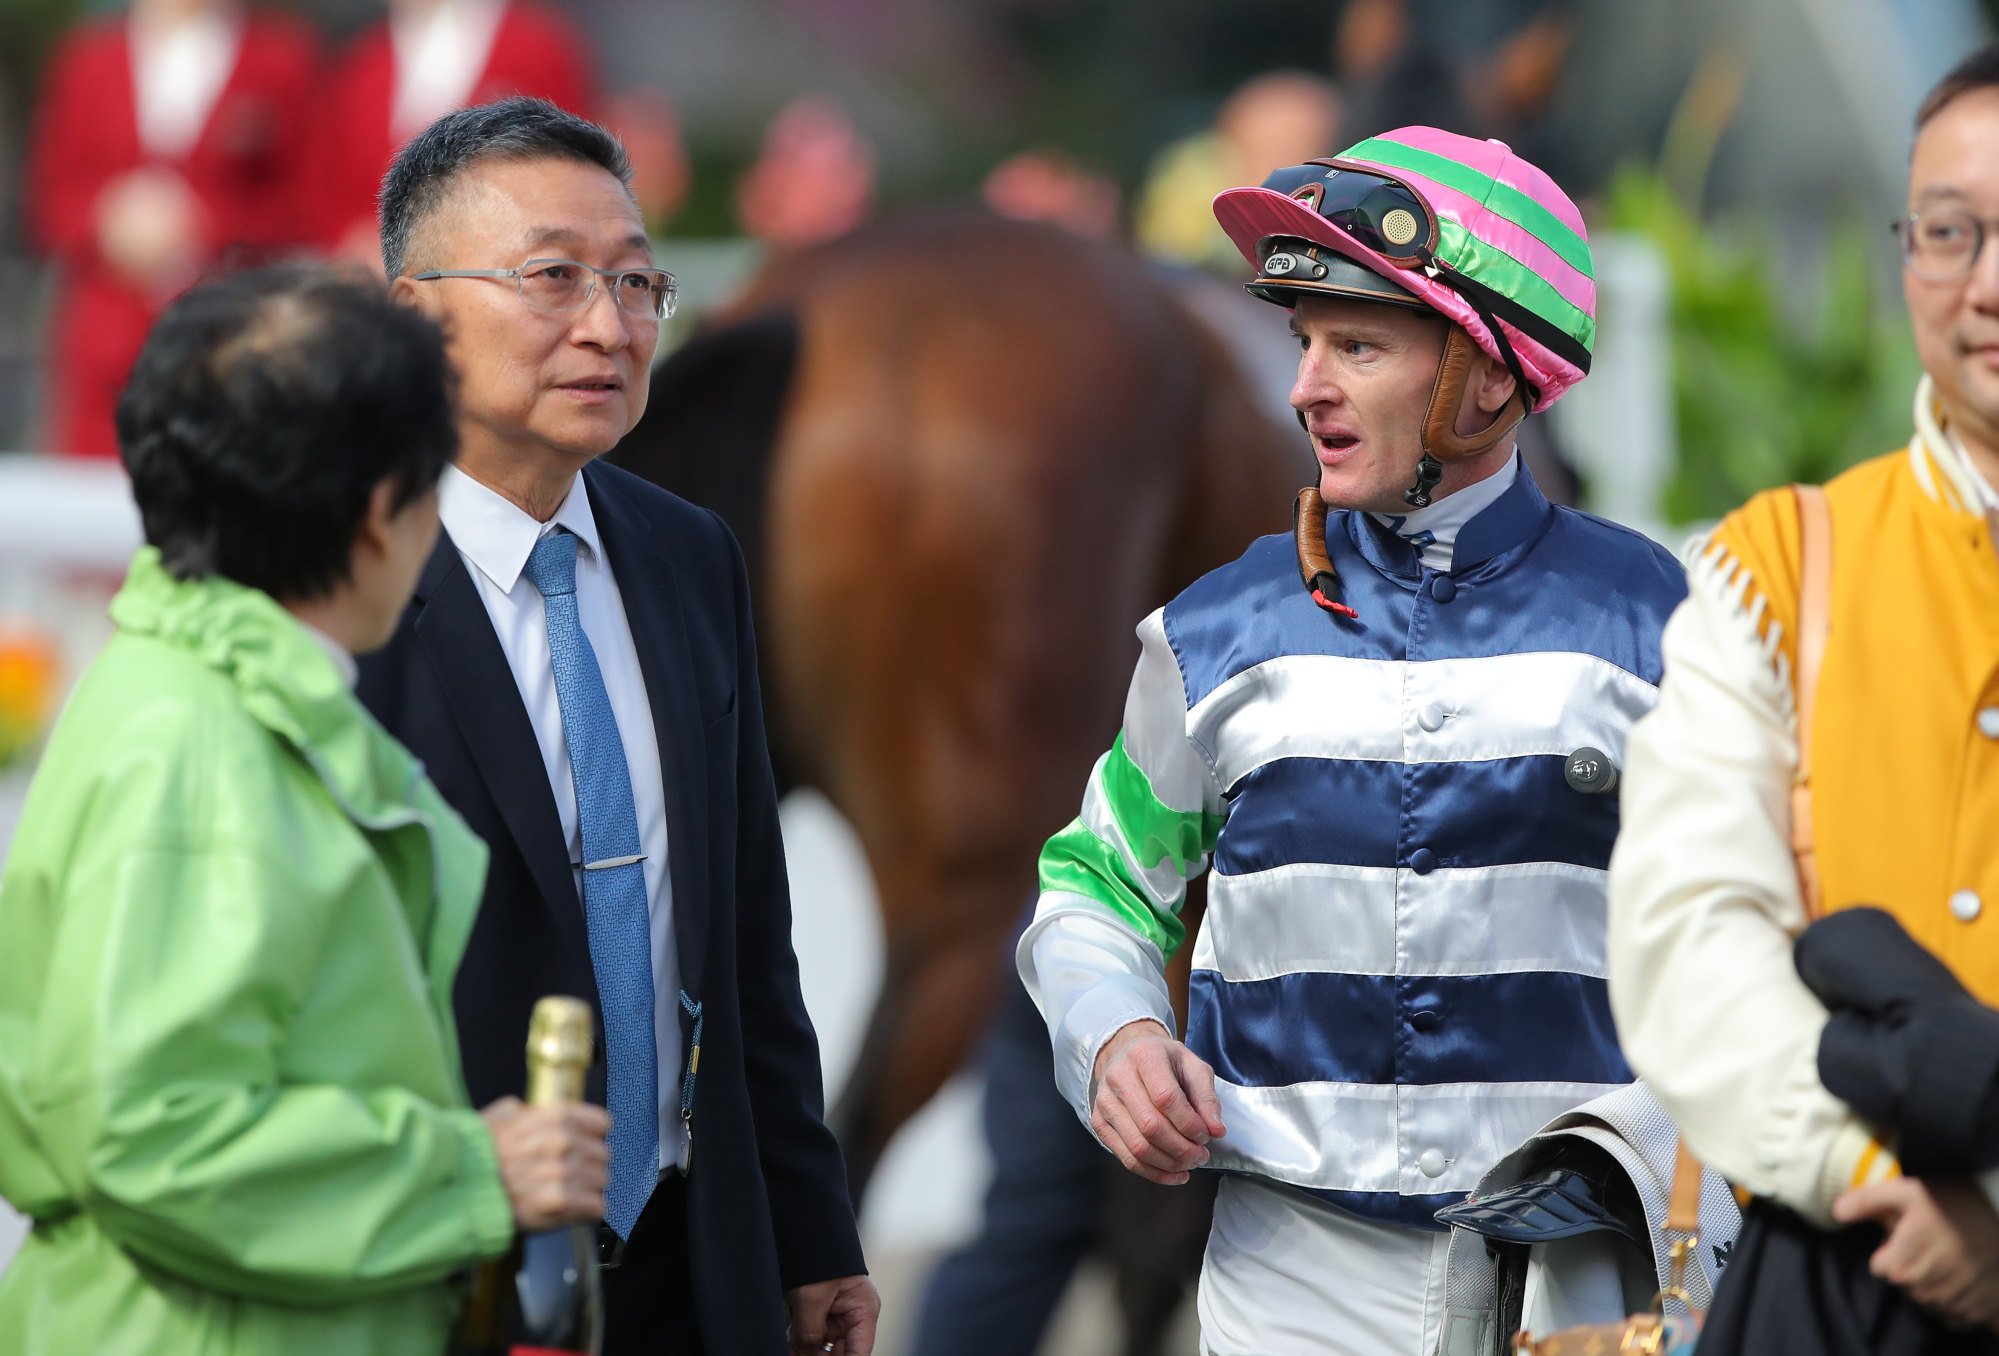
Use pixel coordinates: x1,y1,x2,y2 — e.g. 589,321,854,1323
0,1,1995,1351
0,0,1982,467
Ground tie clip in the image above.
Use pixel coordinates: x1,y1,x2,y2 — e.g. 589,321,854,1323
582,854,647,871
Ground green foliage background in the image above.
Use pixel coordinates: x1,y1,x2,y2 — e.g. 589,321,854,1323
1601,166,1922,524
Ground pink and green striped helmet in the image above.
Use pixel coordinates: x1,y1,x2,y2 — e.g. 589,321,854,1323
1213,127,1594,412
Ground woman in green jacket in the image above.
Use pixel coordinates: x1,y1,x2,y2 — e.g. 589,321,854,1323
0,266,610,1353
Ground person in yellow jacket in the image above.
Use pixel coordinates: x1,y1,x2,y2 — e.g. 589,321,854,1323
1607,43,1999,1334
0,264,610,1354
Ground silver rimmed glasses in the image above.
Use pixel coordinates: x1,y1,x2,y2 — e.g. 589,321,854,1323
1894,209,1999,282
410,258,679,318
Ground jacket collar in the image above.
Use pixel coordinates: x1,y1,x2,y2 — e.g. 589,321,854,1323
110,549,424,828
1911,375,1999,518
1346,457,1555,581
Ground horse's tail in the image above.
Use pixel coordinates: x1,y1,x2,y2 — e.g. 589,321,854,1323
611,307,804,790
613,307,802,604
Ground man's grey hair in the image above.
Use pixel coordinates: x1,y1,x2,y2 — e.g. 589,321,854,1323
378,96,635,279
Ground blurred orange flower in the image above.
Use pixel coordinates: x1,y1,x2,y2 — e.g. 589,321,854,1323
0,630,61,769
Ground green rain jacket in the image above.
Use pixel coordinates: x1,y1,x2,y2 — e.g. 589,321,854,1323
0,550,516,1354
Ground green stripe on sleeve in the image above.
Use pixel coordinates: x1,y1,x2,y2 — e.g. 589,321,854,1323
1036,734,1224,959
1343,137,1594,280
1101,732,1224,874
1039,821,1188,957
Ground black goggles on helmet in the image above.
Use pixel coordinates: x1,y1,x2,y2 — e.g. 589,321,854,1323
1260,159,1439,267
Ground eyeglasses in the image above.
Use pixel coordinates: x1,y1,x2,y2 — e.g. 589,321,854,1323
1259,159,1441,267
410,258,679,319
1893,209,1999,282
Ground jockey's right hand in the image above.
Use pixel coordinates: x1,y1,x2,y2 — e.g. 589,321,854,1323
1087,1020,1226,1185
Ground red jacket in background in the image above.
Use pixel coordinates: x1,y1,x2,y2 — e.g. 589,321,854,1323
311,1,594,256
26,15,320,458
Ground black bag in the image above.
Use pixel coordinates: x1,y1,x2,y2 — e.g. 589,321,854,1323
1695,909,1999,1355
1698,1199,1999,1356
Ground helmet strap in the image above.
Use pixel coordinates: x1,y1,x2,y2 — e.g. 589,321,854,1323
1402,453,1445,509
1404,323,1529,506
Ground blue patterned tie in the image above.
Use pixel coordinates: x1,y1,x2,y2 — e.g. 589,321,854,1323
522,528,659,1238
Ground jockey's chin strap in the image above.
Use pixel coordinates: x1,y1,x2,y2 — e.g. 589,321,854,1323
1297,318,1531,621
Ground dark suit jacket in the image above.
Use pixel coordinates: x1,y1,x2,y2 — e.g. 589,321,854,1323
358,460,864,1353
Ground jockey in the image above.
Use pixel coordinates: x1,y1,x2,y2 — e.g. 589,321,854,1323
1018,128,1688,1355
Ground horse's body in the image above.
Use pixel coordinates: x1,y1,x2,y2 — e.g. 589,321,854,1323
616,213,1299,1201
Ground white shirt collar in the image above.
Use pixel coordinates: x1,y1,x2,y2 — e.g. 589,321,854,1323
437,463,604,595
1913,376,1999,512
1369,448,1521,572
1954,434,1999,511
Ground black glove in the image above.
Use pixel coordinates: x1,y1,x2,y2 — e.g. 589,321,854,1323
1798,908,1999,1174
1795,907,1970,1015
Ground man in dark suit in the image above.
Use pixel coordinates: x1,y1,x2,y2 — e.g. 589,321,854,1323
358,96,877,1355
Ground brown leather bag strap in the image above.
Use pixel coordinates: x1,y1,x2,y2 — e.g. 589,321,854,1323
1652,487,1832,1302
1790,483,1833,922
1650,496,1832,1279
1666,1137,1703,1235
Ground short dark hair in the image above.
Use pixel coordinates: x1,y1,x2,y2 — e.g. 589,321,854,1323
378,96,634,278
1918,43,1999,129
116,263,457,601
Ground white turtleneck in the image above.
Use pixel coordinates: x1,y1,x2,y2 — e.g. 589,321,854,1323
1368,448,1521,572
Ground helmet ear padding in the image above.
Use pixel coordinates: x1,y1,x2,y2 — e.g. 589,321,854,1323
1421,325,1526,462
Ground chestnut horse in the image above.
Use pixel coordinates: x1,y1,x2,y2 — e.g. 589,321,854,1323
614,213,1299,1200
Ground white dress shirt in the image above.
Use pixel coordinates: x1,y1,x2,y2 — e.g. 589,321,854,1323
438,464,685,1169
